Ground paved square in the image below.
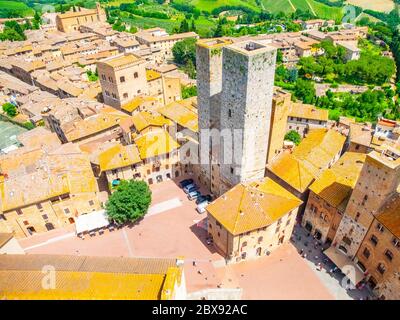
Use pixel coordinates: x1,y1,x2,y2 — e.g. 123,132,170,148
19,178,336,299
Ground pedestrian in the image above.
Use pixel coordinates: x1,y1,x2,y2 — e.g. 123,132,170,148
300,249,304,255
198,270,202,275
193,260,197,267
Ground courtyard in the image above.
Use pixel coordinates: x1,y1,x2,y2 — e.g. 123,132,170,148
18,178,349,299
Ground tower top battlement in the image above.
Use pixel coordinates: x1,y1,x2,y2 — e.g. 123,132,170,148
226,41,276,56
197,38,232,49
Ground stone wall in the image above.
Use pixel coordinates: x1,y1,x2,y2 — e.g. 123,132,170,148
219,42,276,187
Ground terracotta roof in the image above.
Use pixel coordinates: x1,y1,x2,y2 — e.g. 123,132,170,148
378,118,397,128
0,254,181,300
289,103,328,122
131,111,171,132
121,96,157,113
157,98,198,132
376,193,400,239
349,123,372,147
57,8,98,19
0,233,13,248
206,177,302,235
0,143,98,212
267,129,346,193
63,107,129,142
98,143,141,172
309,152,366,210
134,130,179,159
99,53,142,68
146,69,161,81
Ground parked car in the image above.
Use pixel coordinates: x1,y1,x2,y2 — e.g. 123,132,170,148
179,178,193,188
185,185,198,194
188,190,201,200
183,183,197,193
196,201,209,214
195,194,212,205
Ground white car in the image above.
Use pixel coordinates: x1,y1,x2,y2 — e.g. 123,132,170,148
196,201,209,214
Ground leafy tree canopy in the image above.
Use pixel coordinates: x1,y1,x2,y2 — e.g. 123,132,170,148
2,102,17,117
105,180,152,224
284,130,302,145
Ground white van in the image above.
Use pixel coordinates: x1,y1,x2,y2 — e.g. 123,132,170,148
196,201,209,214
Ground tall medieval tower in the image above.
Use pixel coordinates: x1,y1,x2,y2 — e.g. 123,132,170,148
218,41,277,192
196,39,232,190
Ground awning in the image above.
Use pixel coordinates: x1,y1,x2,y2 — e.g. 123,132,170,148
324,246,365,285
75,210,110,235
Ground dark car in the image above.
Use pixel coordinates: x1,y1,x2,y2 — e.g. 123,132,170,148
179,178,194,188
195,194,212,205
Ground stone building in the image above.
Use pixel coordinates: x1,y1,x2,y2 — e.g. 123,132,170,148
135,27,199,62
267,88,292,163
206,177,302,264
56,3,107,33
333,146,400,259
196,39,232,192
97,54,181,109
302,152,366,244
97,53,149,108
218,41,277,193
0,130,102,238
96,129,181,188
354,194,400,299
348,123,373,154
196,40,277,196
287,103,328,137
266,128,346,214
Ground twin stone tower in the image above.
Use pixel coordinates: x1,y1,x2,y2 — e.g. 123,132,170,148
196,39,277,196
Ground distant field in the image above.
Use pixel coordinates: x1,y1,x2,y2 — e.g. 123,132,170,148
345,0,395,13
355,12,383,23
305,0,344,20
262,0,344,20
0,0,34,17
262,0,294,14
183,0,261,12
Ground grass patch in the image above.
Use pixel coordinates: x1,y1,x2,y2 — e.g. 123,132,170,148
177,0,260,12
0,0,34,18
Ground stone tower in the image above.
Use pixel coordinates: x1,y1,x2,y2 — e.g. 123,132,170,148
96,2,107,23
333,146,400,258
196,39,232,189
218,41,277,191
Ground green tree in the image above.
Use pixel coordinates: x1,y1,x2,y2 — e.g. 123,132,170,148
184,59,196,79
276,49,283,63
179,19,190,33
294,79,316,104
2,103,17,117
172,37,196,65
105,180,152,224
190,19,196,32
284,130,302,145
213,20,224,37
129,25,137,34
181,85,197,99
